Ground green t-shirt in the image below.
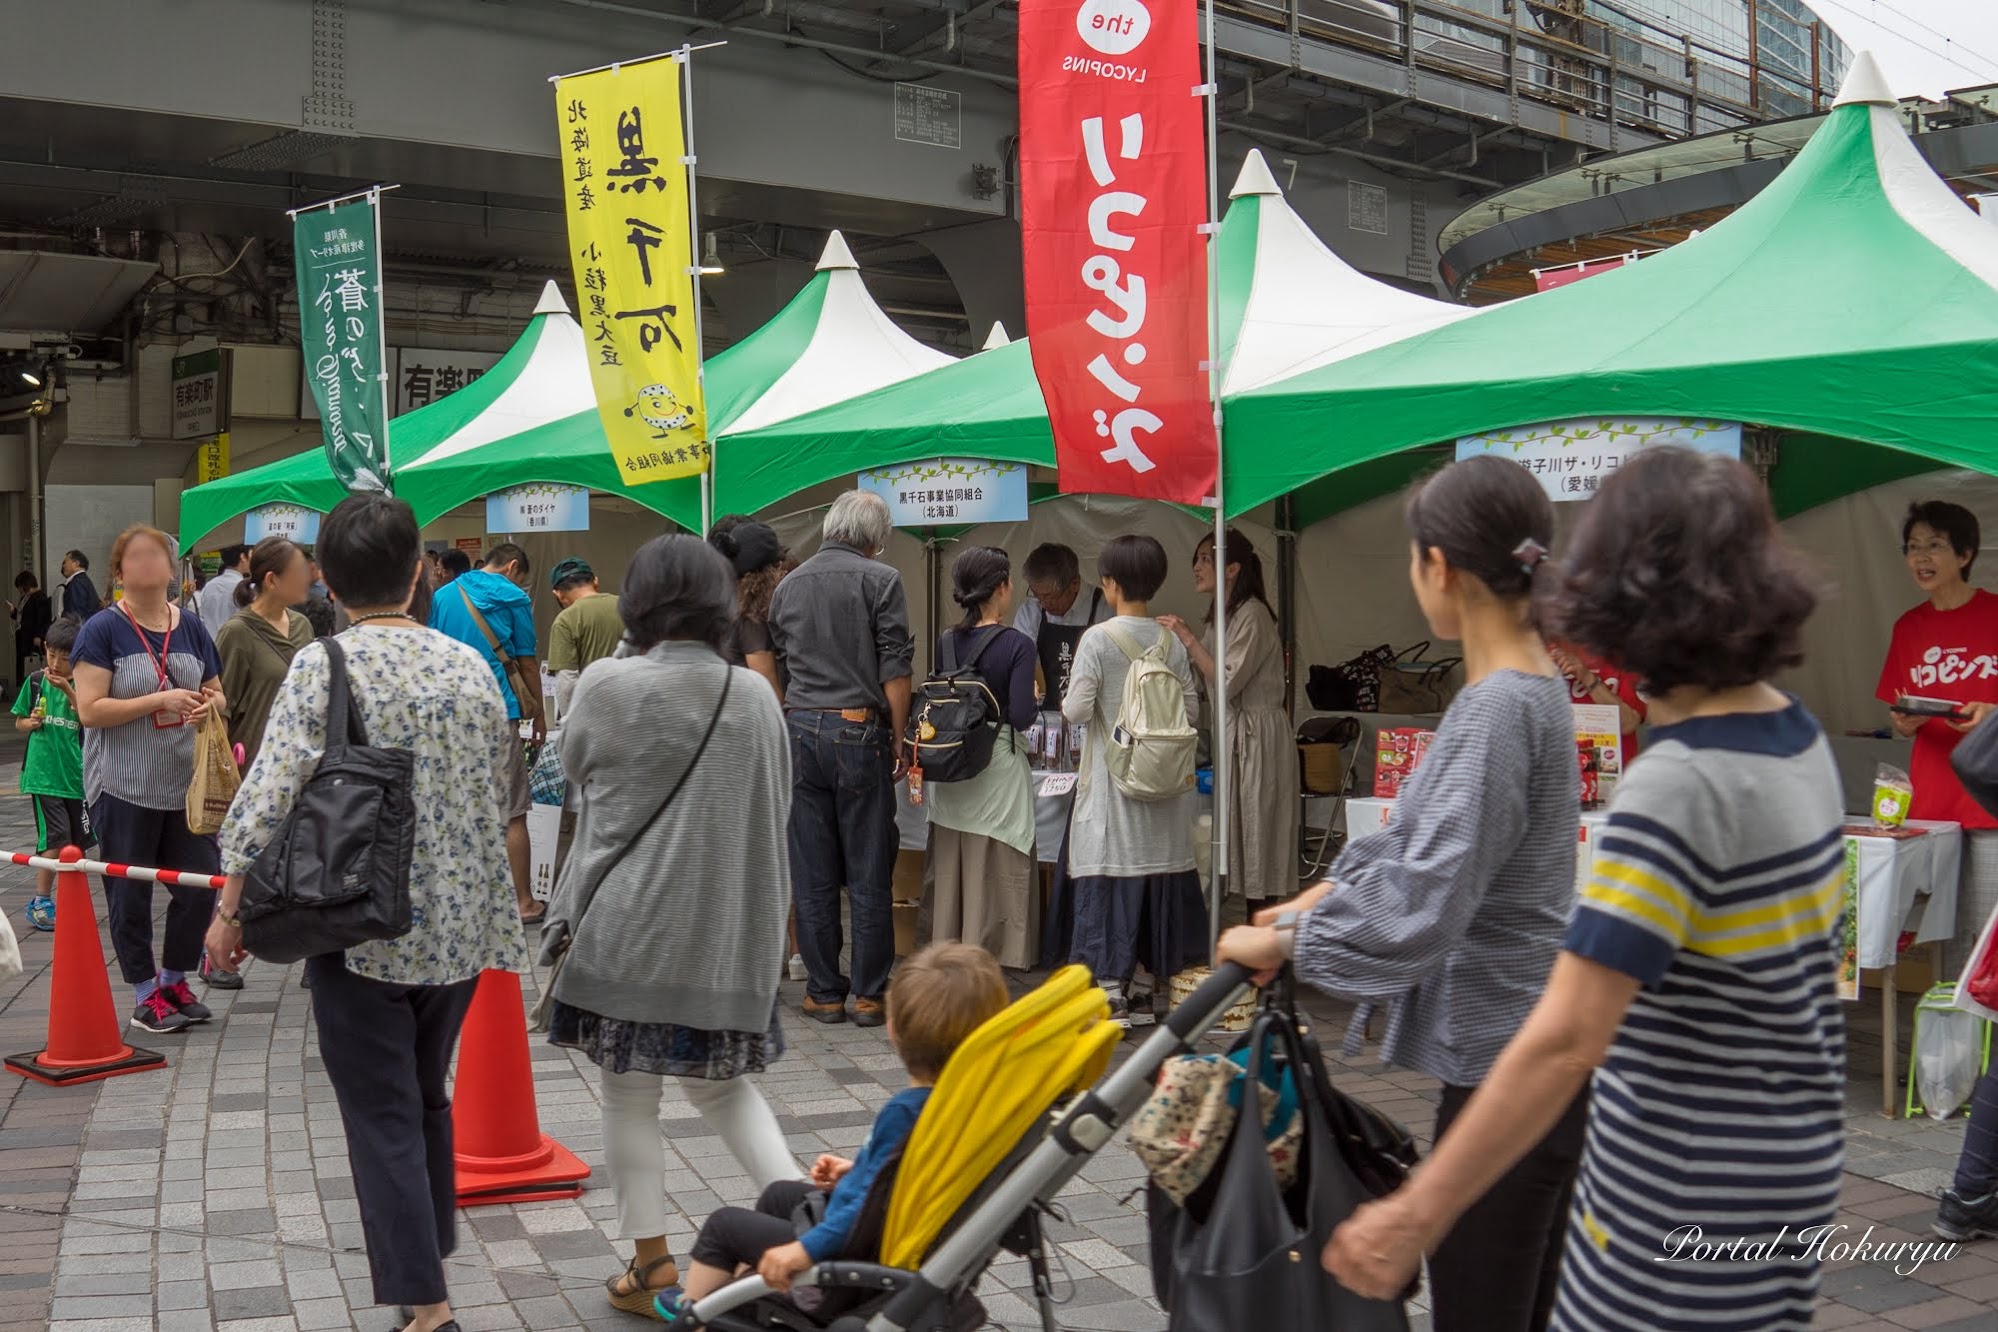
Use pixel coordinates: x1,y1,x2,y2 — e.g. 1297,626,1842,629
12,673,84,799
548,593,624,674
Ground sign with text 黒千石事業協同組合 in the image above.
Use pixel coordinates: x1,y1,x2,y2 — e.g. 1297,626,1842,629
555,57,709,486
858,460,1029,528
1457,417,1742,502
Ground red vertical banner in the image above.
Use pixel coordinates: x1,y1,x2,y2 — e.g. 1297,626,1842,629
1019,0,1217,504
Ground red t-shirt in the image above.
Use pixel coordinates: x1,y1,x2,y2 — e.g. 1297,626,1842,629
1562,648,1647,760
1875,589,1998,829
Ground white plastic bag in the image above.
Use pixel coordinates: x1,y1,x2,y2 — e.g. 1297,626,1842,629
1916,1002,1981,1120
0,908,19,983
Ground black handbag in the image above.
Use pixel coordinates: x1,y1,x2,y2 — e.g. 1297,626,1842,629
1153,972,1418,1330
238,639,418,964
1307,643,1395,713
1953,713,1998,820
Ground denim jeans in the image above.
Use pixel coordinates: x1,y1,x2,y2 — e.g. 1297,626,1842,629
786,712,898,1004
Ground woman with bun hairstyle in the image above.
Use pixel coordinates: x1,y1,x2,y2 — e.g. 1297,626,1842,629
214,537,316,771
920,547,1040,968
1218,455,1582,1332
1318,449,1842,1332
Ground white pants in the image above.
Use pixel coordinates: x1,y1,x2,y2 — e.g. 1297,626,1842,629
600,1067,798,1241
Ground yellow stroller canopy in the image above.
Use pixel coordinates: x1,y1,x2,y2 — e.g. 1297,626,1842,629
880,964,1119,1270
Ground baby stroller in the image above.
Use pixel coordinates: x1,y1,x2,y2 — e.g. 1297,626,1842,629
678,963,1256,1332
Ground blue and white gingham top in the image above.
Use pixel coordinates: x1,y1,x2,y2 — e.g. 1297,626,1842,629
1294,670,1580,1088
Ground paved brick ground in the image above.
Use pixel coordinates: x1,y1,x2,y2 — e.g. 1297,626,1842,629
1,743,1996,1328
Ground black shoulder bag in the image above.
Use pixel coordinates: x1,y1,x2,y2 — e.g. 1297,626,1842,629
1152,969,1419,1330
529,666,733,1031
239,639,418,964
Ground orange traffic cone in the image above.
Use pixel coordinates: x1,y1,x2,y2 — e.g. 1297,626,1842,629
452,968,589,1206
5,847,167,1086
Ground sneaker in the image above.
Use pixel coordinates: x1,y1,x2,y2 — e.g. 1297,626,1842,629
788,953,808,981
653,1289,688,1323
131,992,193,1035
159,981,213,1023
1106,995,1133,1030
1935,1188,1998,1242
1126,988,1158,1028
202,955,244,991
24,895,54,932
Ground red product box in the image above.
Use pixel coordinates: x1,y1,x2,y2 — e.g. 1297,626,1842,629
1374,727,1435,799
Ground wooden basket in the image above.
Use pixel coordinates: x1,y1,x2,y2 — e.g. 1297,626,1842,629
1170,966,1255,1033
1298,741,1346,796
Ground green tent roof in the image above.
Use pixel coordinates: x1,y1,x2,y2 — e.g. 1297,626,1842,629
1226,53,1998,516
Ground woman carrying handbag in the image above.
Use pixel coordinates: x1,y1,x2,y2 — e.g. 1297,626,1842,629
1218,456,1583,1332
537,535,797,1319
207,495,523,1332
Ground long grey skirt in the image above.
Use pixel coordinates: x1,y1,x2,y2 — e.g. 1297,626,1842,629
920,824,1038,969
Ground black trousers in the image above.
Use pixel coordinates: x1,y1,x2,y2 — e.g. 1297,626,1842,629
92,793,219,985
1426,1083,1589,1332
691,1179,818,1272
306,953,479,1308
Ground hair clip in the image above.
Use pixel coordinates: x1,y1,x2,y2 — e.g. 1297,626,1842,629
1513,538,1549,576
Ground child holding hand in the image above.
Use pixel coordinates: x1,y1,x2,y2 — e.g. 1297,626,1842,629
658,942,1009,1320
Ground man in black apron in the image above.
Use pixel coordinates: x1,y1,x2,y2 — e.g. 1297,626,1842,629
1013,543,1112,711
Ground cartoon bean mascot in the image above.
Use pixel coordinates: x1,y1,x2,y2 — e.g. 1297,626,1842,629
625,384,695,439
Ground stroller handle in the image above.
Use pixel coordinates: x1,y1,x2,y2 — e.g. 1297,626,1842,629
1162,961,1255,1041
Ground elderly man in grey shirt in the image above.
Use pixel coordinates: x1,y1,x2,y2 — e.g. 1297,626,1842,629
768,490,914,1028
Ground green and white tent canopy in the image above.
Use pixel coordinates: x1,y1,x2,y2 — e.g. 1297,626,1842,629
179,231,956,545
713,150,1480,517
1227,51,1998,516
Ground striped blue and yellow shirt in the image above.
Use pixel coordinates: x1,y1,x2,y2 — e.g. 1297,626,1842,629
1556,699,1847,1332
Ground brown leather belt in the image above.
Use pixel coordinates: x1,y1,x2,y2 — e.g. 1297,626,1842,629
789,707,878,723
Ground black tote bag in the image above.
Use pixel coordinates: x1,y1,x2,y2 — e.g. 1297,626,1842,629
239,639,417,964
1154,977,1417,1330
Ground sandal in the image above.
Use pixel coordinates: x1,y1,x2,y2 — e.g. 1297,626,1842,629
606,1254,681,1317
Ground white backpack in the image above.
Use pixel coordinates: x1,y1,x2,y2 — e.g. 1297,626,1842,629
1099,624,1198,802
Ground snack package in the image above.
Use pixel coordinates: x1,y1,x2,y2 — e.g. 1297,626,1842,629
1374,727,1435,799
1873,763,1914,827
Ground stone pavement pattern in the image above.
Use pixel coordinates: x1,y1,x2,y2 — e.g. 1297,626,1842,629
1,779,1996,1328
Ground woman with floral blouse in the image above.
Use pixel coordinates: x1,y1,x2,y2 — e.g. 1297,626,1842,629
207,494,523,1332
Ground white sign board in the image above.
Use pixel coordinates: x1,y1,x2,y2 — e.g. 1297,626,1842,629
1456,417,1742,501
486,483,590,535
397,348,502,415
171,345,226,440
859,459,1029,527
244,503,322,544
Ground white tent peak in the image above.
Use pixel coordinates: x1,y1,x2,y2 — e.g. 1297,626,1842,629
982,322,1011,350
816,231,860,272
532,280,570,317
1230,151,1282,199
1834,51,1896,109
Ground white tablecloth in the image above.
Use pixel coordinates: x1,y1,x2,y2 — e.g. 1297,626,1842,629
1344,801,1960,970
895,776,1075,864
1849,821,1961,971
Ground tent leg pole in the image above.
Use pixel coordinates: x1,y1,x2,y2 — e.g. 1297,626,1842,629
1202,0,1229,954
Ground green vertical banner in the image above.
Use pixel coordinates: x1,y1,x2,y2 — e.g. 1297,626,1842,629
294,197,390,492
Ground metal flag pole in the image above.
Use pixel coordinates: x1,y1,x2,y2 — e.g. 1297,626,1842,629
1200,0,1229,949
676,42,725,537
367,186,394,488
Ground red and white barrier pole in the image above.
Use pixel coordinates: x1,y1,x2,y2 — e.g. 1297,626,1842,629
4,850,225,889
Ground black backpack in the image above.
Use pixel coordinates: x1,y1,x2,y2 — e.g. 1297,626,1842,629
907,627,1008,784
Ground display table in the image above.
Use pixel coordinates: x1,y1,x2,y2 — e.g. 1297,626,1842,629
1345,800,1962,1116
1845,821,1962,1116
895,774,1076,865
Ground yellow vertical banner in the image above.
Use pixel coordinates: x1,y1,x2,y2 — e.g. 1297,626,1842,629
196,432,231,484
555,58,709,484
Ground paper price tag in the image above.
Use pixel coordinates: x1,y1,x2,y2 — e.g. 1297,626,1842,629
1038,772,1079,798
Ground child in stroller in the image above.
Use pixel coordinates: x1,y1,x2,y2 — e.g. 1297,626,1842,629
659,943,1010,1321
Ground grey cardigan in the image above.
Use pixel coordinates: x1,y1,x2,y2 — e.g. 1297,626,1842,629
541,640,791,1034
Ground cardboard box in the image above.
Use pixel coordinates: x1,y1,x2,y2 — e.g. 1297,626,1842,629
1373,727,1434,798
